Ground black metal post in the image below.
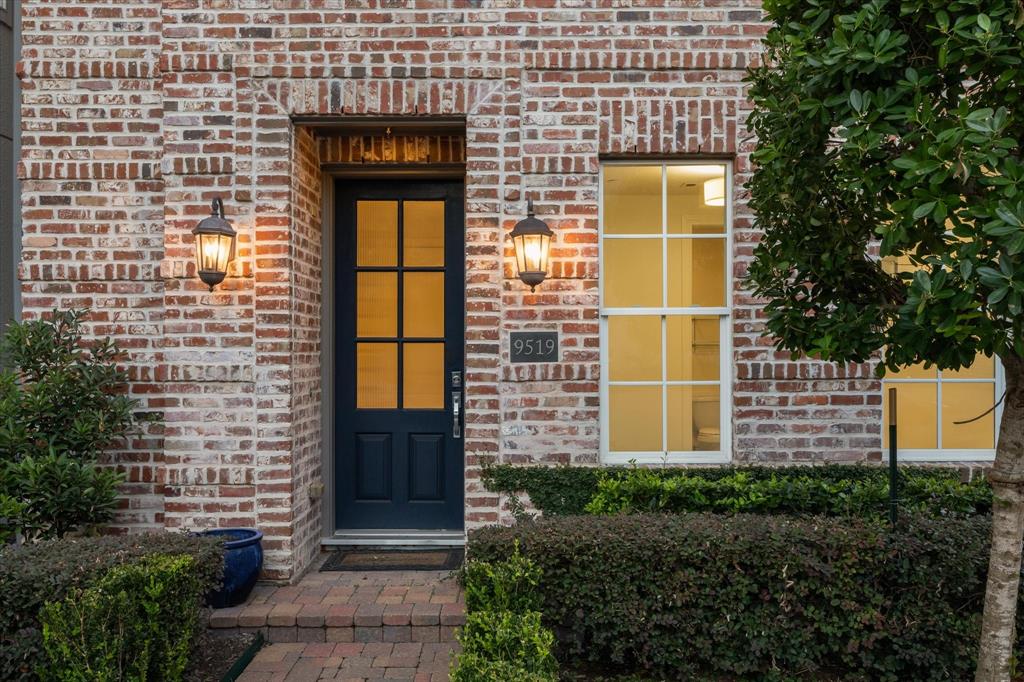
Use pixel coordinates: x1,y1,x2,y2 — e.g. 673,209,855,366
888,387,898,526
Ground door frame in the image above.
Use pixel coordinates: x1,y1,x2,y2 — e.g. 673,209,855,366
319,166,467,546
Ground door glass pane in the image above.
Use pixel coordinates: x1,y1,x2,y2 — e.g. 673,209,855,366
943,383,995,449
604,238,662,308
357,343,398,409
666,165,727,234
603,165,662,234
883,383,937,449
404,201,445,266
668,385,720,451
609,386,662,452
404,343,445,409
667,238,726,307
357,200,398,267
608,315,661,381
667,316,720,381
404,272,445,338
357,272,397,338
944,354,995,379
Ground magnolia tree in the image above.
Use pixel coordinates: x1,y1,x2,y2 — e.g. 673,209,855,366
746,0,1024,678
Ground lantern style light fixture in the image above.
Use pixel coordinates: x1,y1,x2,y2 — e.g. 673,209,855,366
509,198,554,292
192,197,237,291
703,176,726,207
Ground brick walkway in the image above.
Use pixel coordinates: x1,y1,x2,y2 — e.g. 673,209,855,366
237,641,457,681
209,562,464,681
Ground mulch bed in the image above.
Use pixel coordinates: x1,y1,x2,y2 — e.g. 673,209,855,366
186,630,260,682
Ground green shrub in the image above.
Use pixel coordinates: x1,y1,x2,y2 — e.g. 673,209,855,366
468,513,1023,681
0,310,142,540
584,467,991,518
456,611,557,680
451,651,557,682
41,554,204,682
482,463,989,517
453,544,558,681
0,452,123,540
0,534,223,682
462,542,543,613
0,310,139,462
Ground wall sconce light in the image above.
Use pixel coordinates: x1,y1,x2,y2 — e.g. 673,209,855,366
703,176,726,207
192,197,237,291
509,198,553,292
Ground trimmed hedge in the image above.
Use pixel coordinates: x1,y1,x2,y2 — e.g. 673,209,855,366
0,534,223,681
482,463,988,517
469,513,1023,681
585,467,991,518
41,554,206,681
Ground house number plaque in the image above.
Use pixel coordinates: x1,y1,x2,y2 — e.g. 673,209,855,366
510,331,559,363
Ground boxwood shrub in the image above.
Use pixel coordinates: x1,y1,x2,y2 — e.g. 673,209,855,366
452,544,558,682
482,463,989,518
0,534,223,681
41,554,206,681
469,513,1021,681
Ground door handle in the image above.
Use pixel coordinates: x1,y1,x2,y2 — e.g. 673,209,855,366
452,391,462,439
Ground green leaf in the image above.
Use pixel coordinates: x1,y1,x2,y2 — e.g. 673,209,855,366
996,206,1022,227
988,286,1009,305
849,89,863,113
913,202,937,220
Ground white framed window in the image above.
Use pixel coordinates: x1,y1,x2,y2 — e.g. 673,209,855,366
599,161,732,464
881,256,1002,461
883,358,1003,462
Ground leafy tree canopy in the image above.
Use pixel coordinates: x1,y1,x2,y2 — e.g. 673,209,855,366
747,0,1024,372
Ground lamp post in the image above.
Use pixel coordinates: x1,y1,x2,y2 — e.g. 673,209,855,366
509,198,553,292
191,197,237,291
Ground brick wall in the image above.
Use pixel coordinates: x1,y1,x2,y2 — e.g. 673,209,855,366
289,125,323,578
17,0,893,579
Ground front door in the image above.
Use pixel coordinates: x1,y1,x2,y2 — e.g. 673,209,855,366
335,180,465,532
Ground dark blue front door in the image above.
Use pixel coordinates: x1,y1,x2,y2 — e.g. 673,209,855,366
335,180,465,531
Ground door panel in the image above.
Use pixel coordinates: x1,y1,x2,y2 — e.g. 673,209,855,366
336,180,465,531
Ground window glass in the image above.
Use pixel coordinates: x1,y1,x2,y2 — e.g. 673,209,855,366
602,163,729,459
603,239,662,308
881,256,1000,456
603,165,662,234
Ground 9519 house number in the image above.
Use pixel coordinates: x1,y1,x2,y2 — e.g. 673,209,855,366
509,331,559,363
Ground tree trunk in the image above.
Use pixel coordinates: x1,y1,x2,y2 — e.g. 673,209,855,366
977,354,1024,682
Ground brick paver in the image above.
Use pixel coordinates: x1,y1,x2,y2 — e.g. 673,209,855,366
237,640,459,681
214,557,465,681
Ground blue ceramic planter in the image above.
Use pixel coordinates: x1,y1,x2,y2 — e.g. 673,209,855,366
203,528,264,609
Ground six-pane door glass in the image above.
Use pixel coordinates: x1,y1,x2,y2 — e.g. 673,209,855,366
356,200,446,410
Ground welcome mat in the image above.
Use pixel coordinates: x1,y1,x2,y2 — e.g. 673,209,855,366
320,547,464,572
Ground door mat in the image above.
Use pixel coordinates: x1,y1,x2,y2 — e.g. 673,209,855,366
320,547,464,572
